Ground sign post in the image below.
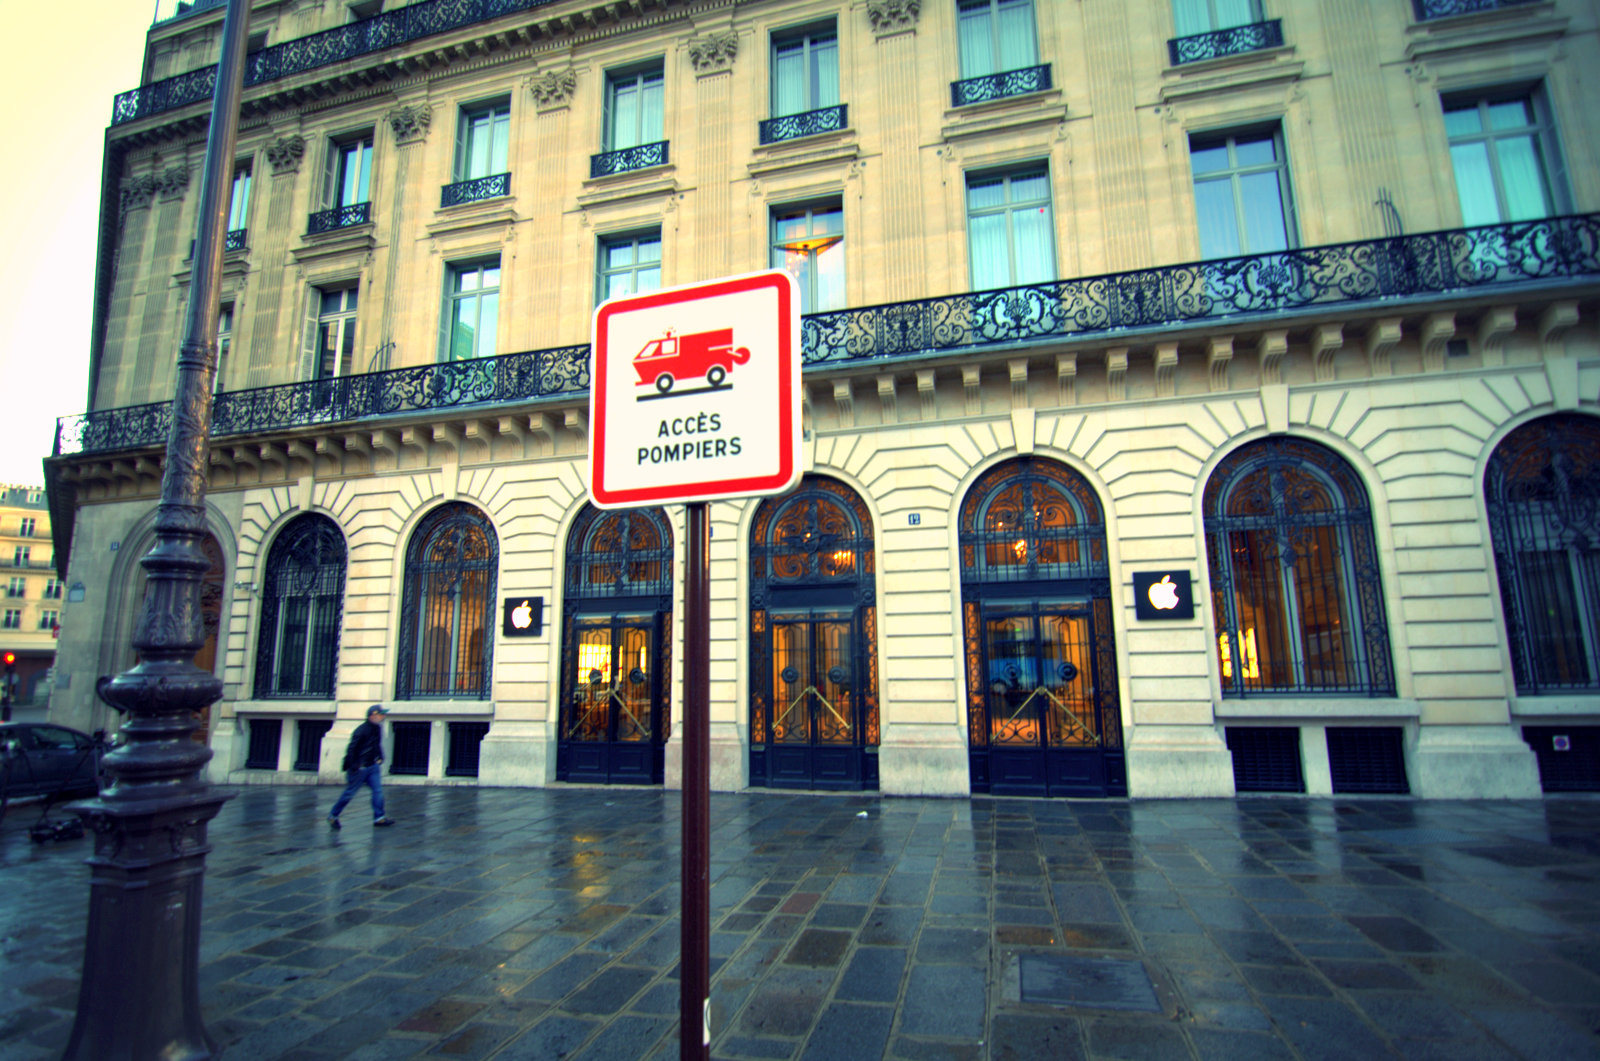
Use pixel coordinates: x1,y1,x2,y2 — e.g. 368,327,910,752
590,270,801,1060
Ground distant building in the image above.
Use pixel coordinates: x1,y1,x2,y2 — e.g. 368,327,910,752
44,0,1600,797
0,484,60,709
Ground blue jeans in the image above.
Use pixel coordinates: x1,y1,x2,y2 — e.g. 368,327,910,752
330,764,385,820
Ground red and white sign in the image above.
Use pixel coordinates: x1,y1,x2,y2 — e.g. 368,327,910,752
589,271,802,508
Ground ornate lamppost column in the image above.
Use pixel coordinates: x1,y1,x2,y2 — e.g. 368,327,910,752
64,0,251,1057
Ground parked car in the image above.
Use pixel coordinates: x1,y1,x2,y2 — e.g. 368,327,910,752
0,723,104,805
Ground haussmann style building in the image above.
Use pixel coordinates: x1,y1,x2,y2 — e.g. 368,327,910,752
42,0,1600,800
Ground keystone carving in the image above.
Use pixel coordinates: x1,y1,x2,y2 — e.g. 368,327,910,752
265,134,305,174
154,165,190,201
386,103,432,144
528,67,577,108
866,0,921,35
688,30,738,74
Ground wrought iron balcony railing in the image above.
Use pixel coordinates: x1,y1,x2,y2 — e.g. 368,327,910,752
307,201,372,234
950,64,1052,108
54,214,1600,458
1412,0,1538,19
116,0,565,126
441,173,511,208
589,141,669,179
759,105,849,145
1168,19,1284,65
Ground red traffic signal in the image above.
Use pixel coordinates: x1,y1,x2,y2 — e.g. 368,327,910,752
2,652,13,668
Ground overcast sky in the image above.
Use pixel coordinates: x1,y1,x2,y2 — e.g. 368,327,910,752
0,0,159,487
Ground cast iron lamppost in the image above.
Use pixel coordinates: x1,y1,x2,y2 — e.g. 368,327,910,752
64,0,251,1056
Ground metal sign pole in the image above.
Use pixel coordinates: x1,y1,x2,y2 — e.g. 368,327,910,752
681,500,711,1061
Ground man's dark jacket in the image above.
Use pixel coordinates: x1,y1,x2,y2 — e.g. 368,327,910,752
342,720,384,772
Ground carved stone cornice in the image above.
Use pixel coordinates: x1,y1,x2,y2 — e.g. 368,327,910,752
154,165,190,202
688,31,738,75
866,0,921,37
265,134,305,174
120,174,158,216
386,104,432,145
528,67,577,110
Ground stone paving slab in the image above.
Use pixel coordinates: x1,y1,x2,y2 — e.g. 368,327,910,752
1,787,1598,1059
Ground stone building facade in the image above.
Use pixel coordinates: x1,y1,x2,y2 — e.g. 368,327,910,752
45,0,1600,798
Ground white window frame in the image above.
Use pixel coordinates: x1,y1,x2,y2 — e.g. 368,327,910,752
453,100,510,183
596,230,662,306
442,260,501,361
965,165,1057,290
315,287,360,379
1189,126,1297,259
324,134,374,209
956,0,1039,80
604,63,665,151
770,201,845,315
227,163,252,233
1442,88,1568,227
1172,0,1263,36
771,23,840,118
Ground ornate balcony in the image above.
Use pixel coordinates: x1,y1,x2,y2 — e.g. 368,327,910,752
1412,0,1538,19
759,105,848,146
589,141,669,179
1168,19,1284,65
307,202,372,234
54,214,1600,458
441,173,511,208
950,64,1052,108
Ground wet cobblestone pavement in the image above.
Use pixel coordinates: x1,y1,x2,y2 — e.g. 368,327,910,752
2,787,1598,1059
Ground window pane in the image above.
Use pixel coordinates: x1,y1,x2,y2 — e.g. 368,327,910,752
1190,143,1230,176
1449,142,1501,226
814,37,840,108
1233,135,1277,168
452,296,477,360
482,265,500,288
773,40,804,115
1012,202,1055,284
1214,0,1257,29
1010,172,1049,205
641,76,664,142
1193,178,1240,258
969,212,1009,289
636,238,661,265
1172,0,1209,36
478,292,499,358
815,238,844,311
958,4,995,78
1496,135,1553,221
636,266,660,293
1488,99,1534,131
967,176,1006,212
1442,105,1482,137
996,0,1037,70
490,110,509,173
1238,171,1290,253
612,81,640,148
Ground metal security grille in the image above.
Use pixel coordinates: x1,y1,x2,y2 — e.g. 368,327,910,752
1225,727,1305,792
1326,726,1409,794
396,503,497,699
564,507,673,601
447,722,491,777
1521,727,1600,792
1205,438,1394,697
245,718,282,770
294,719,332,772
1485,415,1600,694
255,514,346,699
958,457,1108,587
390,721,431,775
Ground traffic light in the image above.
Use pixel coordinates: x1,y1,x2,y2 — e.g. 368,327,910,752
3,651,13,671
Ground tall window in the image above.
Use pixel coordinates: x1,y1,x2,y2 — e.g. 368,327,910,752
597,232,661,304
454,100,510,181
44,579,60,599
316,287,359,379
957,0,1038,79
13,547,29,567
1444,91,1565,226
255,515,346,699
1191,128,1295,259
18,518,35,538
325,135,373,208
215,304,233,392
1173,0,1262,35
39,610,57,631
443,261,500,360
227,164,251,233
967,167,1056,290
772,24,839,117
397,503,497,700
1485,415,1600,694
1205,438,1394,696
2,611,19,630
771,202,844,314
7,578,23,598
605,64,665,150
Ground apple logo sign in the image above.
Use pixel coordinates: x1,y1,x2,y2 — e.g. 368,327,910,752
502,596,544,636
511,600,534,629
1133,571,1193,620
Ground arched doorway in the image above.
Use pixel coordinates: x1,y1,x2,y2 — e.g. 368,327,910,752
558,505,674,784
749,476,879,790
959,457,1125,797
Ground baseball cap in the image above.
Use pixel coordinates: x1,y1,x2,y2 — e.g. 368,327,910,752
367,705,390,716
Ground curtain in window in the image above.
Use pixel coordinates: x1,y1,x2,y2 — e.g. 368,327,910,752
462,107,508,179
772,39,805,116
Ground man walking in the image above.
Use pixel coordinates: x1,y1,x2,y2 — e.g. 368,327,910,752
329,704,395,828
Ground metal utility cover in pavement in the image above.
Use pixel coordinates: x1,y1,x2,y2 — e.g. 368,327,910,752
1017,954,1162,1012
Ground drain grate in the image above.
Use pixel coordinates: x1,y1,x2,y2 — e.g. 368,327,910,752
1017,954,1161,1012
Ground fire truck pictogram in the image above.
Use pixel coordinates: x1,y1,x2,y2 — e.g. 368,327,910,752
633,328,751,394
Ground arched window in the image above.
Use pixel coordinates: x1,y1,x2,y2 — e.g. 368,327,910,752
397,503,497,699
254,514,345,699
959,456,1107,583
1485,414,1600,693
1204,438,1393,696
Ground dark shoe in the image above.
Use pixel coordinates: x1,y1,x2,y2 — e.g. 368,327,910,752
373,817,395,827
328,816,341,830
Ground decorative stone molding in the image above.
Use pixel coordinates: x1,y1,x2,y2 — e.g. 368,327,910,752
1310,324,1344,382
1538,301,1579,360
1477,306,1516,368
154,165,190,201
832,379,854,427
1106,348,1128,402
528,67,577,109
265,134,305,174
961,365,982,415
866,0,921,36
688,31,738,75
1420,313,1455,372
877,375,898,420
1055,353,1077,406
916,369,937,419
386,104,432,145
120,175,159,217
1008,359,1029,407
1256,330,1288,386
1207,337,1233,392
1154,344,1178,398
1365,317,1402,376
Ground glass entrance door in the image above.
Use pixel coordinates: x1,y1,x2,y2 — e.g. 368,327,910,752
975,598,1123,796
559,612,665,783
756,608,868,789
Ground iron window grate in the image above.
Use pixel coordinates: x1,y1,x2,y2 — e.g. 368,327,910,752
294,719,332,772
447,722,490,777
1326,726,1409,794
1522,727,1600,792
390,721,431,775
245,718,282,770
1226,726,1304,792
